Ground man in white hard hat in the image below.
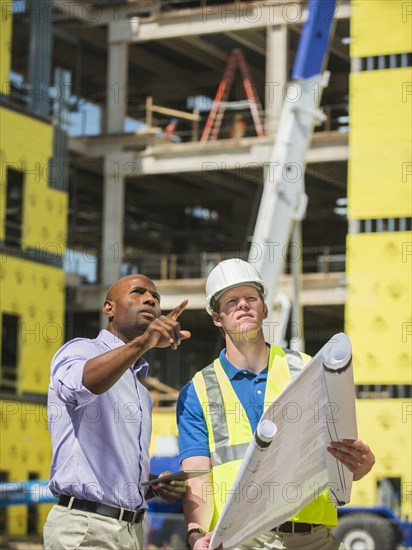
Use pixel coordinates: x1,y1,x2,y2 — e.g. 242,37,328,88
177,258,375,550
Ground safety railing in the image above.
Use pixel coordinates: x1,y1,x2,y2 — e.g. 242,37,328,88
63,245,346,284
64,101,347,140
120,245,346,281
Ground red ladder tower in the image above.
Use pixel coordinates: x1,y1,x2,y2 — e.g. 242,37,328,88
200,49,265,142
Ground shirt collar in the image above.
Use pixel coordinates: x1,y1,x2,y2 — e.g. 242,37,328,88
97,329,150,378
219,348,268,380
133,360,149,378
97,329,126,349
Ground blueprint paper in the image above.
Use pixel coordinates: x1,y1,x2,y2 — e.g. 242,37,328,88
210,333,357,549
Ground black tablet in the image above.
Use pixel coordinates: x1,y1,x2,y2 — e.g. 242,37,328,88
141,470,211,486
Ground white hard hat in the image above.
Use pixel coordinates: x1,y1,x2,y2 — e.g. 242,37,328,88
205,258,267,314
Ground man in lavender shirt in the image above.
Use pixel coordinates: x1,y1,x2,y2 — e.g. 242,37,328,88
43,274,191,549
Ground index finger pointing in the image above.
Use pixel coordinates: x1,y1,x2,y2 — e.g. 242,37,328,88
168,299,189,320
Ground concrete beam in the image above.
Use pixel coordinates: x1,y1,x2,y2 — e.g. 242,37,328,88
69,132,348,173
137,138,273,174
126,1,351,44
70,272,346,312
53,0,350,44
68,130,164,157
52,0,160,25
135,133,348,175
306,133,349,163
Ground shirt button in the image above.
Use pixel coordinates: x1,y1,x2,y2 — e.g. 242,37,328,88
243,371,248,374
257,390,262,395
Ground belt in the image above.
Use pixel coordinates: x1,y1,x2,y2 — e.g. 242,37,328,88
58,495,145,524
272,521,322,534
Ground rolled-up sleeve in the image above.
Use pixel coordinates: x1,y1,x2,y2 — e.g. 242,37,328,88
51,341,97,407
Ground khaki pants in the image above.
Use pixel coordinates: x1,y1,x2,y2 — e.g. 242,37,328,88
232,526,345,550
43,505,144,550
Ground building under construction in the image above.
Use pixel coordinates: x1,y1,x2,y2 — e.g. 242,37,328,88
0,0,411,545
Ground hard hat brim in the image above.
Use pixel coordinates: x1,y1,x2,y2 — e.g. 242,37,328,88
207,281,266,314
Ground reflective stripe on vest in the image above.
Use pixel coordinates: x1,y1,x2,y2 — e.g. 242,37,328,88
192,345,337,529
195,345,295,465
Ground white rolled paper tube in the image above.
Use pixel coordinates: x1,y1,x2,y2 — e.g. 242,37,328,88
256,419,277,447
322,332,352,373
238,420,278,476
322,332,357,441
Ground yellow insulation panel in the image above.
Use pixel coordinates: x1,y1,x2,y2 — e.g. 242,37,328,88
0,400,53,536
351,0,412,57
345,233,412,385
0,258,65,393
350,70,411,146
348,144,412,219
0,0,12,88
150,410,178,456
348,69,412,219
0,107,68,249
6,503,54,539
350,399,412,519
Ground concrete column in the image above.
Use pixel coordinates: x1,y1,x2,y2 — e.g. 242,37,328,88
100,104,107,135
106,24,129,134
101,154,128,289
290,221,305,352
99,152,135,327
100,25,132,325
28,0,52,117
265,24,288,139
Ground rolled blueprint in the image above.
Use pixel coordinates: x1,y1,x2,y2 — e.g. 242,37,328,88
210,420,277,549
209,333,357,550
245,420,278,473
322,333,357,505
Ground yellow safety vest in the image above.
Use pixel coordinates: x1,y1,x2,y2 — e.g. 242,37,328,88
192,345,338,530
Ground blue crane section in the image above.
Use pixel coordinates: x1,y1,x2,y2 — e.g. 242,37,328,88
293,0,337,79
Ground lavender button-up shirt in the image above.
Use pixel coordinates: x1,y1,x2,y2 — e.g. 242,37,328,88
47,329,153,510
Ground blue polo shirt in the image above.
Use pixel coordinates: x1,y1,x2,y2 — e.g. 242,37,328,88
177,347,269,463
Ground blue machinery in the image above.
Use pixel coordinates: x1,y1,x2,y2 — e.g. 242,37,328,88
0,480,56,508
250,0,337,342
